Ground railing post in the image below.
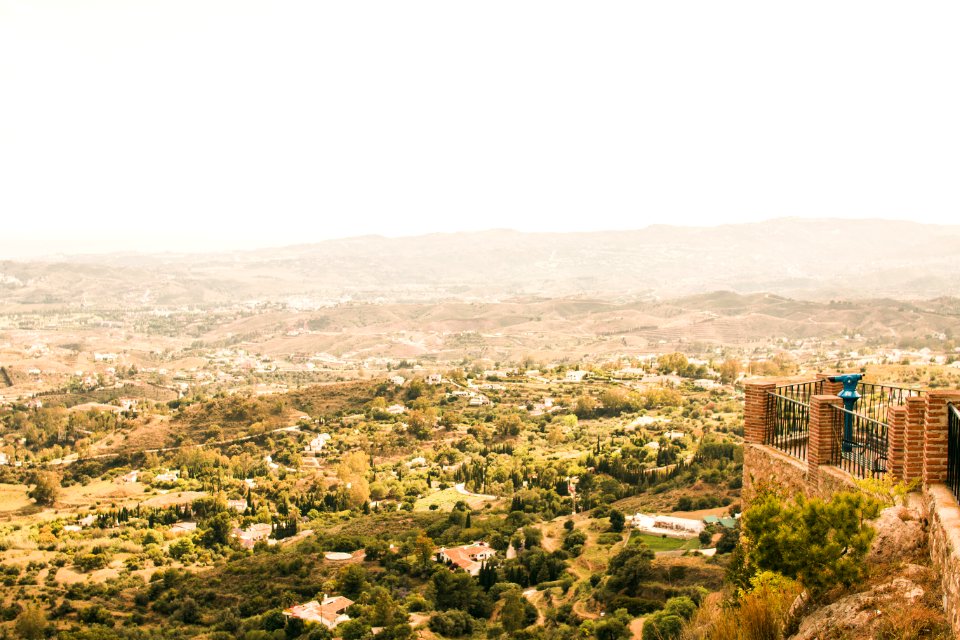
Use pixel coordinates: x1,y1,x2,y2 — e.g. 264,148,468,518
809,394,842,485
887,404,907,481
923,391,960,487
744,380,777,445
817,372,843,396
904,395,926,484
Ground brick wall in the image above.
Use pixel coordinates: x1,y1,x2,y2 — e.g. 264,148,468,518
808,394,841,484
743,380,776,445
887,404,906,481
816,372,843,396
905,395,926,483
924,392,960,486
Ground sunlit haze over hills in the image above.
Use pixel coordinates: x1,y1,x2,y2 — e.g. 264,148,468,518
2,1,958,257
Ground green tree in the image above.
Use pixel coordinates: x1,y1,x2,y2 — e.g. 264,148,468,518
339,619,373,640
609,509,625,532
740,490,880,595
500,589,527,633
169,536,195,559
15,606,48,640
522,525,542,549
201,511,232,547
413,531,435,569
594,609,632,640
368,586,404,628
27,471,60,506
562,529,587,556
641,596,696,640
605,541,654,595
717,359,741,385
657,353,689,375
430,570,491,617
595,618,629,640
337,564,368,600
428,611,474,637
641,611,682,640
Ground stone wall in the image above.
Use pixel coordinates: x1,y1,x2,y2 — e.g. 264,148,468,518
815,465,859,498
743,443,857,502
743,444,807,502
924,485,960,635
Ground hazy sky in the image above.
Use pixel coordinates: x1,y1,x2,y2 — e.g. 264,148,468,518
1,1,958,258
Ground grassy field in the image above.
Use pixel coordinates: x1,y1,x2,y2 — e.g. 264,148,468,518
629,531,700,552
413,487,469,512
413,486,497,512
0,483,32,515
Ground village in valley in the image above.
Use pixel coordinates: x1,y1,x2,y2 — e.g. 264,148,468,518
2,292,960,639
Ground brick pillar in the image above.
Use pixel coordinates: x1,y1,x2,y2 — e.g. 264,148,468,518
809,394,842,484
923,391,960,486
903,395,926,484
744,380,777,444
887,404,907,481
816,372,843,397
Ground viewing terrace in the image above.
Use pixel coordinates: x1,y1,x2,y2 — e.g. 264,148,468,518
743,372,960,633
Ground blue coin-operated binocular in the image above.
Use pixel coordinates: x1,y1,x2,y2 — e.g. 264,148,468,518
828,374,863,452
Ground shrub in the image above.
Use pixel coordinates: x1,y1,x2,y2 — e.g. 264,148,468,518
681,573,801,640
78,605,114,626
74,552,109,573
643,611,683,640
562,529,587,556
740,490,880,595
428,610,474,637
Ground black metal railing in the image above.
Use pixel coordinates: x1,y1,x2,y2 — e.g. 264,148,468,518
766,392,810,460
856,382,923,426
830,405,888,479
948,404,960,503
775,380,825,406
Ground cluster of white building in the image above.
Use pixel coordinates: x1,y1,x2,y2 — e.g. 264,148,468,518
628,513,705,538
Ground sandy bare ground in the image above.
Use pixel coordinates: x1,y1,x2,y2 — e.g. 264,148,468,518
58,478,147,508
0,483,32,514
523,588,547,625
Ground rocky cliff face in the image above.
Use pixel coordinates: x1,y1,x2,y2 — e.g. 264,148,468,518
790,504,948,640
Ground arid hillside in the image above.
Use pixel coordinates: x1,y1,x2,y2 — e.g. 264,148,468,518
3,219,960,307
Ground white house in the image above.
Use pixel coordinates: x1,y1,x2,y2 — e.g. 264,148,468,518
305,433,330,452
284,595,354,629
437,542,496,576
565,370,588,383
154,469,180,483
426,374,443,385
389,375,406,386
232,522,273,549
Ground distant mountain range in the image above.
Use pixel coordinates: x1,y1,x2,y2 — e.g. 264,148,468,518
3,218,960,307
